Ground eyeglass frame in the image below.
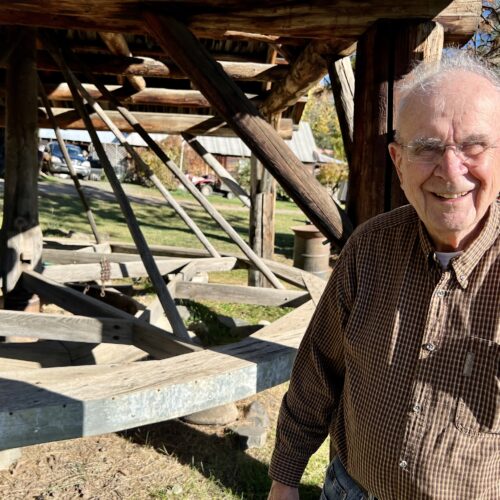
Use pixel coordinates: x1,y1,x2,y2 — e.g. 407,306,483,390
394,137,498,166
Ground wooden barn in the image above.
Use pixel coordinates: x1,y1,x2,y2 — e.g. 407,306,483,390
0,0,481,459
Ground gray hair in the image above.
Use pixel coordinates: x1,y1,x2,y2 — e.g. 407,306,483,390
395,50,500,142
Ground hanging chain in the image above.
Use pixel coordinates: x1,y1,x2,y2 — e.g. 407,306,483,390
99,257,111,297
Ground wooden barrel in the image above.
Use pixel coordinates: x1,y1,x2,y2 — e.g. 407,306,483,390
291,225,330,279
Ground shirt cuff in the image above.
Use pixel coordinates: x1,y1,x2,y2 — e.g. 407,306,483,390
268,445,311,488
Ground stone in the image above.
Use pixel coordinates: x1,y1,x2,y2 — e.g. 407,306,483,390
216,315,249,329
246,400,270,428
227,423,268,449
0,448,21,471
183,402,239,425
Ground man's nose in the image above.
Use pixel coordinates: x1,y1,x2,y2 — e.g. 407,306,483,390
434,147,469,178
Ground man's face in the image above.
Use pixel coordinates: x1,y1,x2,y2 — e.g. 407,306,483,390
389,71,500,251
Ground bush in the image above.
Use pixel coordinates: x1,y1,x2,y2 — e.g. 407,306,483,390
316,162,348,189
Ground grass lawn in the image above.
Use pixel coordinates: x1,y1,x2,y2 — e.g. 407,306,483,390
35,178,309,263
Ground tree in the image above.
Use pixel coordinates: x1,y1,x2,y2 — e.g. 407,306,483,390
464,1,499,66
302,84,346,161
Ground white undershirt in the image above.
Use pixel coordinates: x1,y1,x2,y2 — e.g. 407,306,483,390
434,251,463,270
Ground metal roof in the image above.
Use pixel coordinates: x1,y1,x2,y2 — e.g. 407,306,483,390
39,122,331,164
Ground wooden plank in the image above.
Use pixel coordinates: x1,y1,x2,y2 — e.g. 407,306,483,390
21,270,200,358
0,300,315,450
0,310,133,344
145,14,353,248
42,258,190,282
175,282,308,307
41,248,167,265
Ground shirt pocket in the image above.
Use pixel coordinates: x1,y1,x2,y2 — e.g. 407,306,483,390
455,336,500,435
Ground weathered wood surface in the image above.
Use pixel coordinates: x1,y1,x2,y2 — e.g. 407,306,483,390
175,282,309,307
0,300,315,451
35,83,259,109
0,1,481,41
328,57,354,166
22,53,290,82
21,270,199,358
41,248,167,265
42,258,191,282
260,41,328,117
145,14,353,247
0,310,133,344
0,28,42,294
0,107,293,137
98,32,146,91
348,20,443,226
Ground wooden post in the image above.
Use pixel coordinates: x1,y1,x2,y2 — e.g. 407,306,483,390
144,13,352,248
348,20,443,226
0,27,42,310
327,57,354,166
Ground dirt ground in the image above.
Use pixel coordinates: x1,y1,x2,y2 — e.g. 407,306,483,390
0,385,294,500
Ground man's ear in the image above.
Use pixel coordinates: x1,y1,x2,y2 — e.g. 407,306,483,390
388,142,404,183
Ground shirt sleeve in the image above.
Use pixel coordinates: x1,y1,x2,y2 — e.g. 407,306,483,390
269,244,356,487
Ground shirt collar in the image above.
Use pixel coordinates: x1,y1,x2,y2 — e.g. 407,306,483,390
418,201,500,289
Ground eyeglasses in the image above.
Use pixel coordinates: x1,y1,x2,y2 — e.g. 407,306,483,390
398,138,498,166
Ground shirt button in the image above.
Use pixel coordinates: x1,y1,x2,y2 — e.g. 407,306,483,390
425,342,436,352
412,403,422,413
436,290,445,297
399,460,408,470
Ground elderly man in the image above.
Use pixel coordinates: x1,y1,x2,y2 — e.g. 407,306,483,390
268,52,499,499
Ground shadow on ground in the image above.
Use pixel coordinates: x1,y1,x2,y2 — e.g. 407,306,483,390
122,419,322,500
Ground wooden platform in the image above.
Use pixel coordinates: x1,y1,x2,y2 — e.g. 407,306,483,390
0,241,326,451
0,301,314,451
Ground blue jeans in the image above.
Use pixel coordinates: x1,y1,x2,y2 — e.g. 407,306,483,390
320,457,376,500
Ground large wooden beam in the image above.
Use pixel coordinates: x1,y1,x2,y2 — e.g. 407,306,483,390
21,270,199,358
145,14,353,246
260,41,329,116
0,28,42,302
0,300,315,451
348,20,444,226
24,52,291,82
98,32,146,91
0,2,481,42
0,107,293,137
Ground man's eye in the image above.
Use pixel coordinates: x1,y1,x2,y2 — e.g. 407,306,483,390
413,144,439,155
461,143,486,156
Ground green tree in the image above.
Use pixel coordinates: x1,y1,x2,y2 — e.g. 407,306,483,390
302,84,346,161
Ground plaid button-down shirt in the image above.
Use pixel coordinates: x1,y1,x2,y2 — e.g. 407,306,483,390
270,202,500,499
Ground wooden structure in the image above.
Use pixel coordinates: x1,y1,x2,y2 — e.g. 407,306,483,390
0,1,480,453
